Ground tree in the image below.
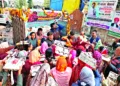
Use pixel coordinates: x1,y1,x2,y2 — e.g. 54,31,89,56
15,0,27,9
28,0,33,9
0,1,7,8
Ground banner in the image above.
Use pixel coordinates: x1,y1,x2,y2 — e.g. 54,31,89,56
54,40,66,47
3,57,25,70
79,52,96,69
86,0,118,30
55,46,70,57
107,71,119,86
108,11,120,38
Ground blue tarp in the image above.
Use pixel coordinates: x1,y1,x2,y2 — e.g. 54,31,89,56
80,0,85,11
50,0,63,11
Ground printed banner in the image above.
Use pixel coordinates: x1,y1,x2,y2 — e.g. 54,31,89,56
108,11,120,38
55,46,70,57
107,71,119,86
79,52,96,69
3,57,25,70
86,0,118,30
54,40,66,47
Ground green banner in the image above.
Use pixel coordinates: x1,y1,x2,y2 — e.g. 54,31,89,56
108,31,120,38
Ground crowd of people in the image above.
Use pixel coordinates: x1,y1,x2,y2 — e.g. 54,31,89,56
0,22,120,86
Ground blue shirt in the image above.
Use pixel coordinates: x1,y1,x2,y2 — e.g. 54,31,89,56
90,37,100,44
50,24,64,34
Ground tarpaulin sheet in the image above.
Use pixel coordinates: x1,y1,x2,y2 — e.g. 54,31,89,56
50,0,63,11
62,0,80,14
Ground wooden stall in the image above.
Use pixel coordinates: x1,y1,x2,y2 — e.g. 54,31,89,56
70,9,83,33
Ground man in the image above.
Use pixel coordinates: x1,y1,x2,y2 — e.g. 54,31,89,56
62,31,76,47
50,22,64,40
46,32,54,47
89,30,102,49
88,2,96,17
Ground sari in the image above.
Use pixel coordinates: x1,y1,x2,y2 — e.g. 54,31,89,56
22,50,41,86
51,56,72,86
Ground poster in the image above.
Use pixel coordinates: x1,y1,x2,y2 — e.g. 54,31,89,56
55,46,70,57
86,0,118,30
54,40,66,47
3,57,25,70
107,71,119,86
108,11,120,38
79,52,96,69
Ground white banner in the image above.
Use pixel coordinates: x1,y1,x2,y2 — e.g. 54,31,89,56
79,52,96,69
55,46,70,57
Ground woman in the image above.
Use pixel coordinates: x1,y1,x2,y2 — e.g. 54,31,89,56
72,66,95,86
98,46,108,55
50,56,72,86
62,31,75,47
22,50,41,86
93,51,102,73
29,63,58,86
36,28,44,46
45,48,55,68
29,32,37,49
68,50,77,68
36,28,43,40
69,49,82,86
104,47,120,78
40,42,48,54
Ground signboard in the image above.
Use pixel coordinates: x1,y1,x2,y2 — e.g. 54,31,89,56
54,40,66,47
107,71,119,86
55,46,70,57
108,11,120,38
86,0,118,30
79,52,96,69
3,57,25,70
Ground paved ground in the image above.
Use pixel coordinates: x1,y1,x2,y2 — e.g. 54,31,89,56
0,25,13,45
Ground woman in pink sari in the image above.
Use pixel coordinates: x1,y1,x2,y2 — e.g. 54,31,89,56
68,50,77,68
50,56,72,86
40,42,48,54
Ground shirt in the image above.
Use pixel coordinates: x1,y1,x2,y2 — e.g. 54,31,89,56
29,38,37,49
90,37,100,44
87,7,96,17
111,57,120,73
46,39,54,47
79,35,87,42
51,67,72,86
51,24,64,39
